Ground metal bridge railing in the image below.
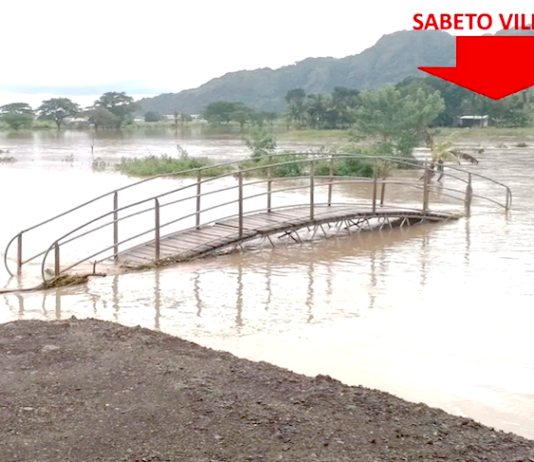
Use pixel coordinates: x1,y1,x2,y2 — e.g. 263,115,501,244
2,153,512,280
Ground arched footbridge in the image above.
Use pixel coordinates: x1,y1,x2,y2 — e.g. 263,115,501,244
3,154,512,282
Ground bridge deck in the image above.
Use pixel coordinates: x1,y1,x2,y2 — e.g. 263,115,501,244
117,205,455,268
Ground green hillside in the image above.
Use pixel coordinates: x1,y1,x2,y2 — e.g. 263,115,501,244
139,30,457,115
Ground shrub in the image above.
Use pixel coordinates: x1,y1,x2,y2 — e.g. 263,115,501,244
115,155,228,177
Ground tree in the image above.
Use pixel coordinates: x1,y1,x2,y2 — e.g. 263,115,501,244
202,101,251,125
285,88,307,130
305,94,329,129
330,87,360,128
353,86,445,158
0,103,34,130
36,98,81,130
144,111,162,122
243,127,277,159
172,111,193,129
93,92,138,128
84,107,120,131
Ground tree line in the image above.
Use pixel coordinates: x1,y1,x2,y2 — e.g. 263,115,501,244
0,92,140,130
3,77,533,134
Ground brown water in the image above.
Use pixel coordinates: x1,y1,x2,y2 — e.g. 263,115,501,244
1,129,533,439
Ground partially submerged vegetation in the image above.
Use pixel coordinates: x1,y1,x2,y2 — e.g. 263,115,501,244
115,154,228,177
0,149,16,163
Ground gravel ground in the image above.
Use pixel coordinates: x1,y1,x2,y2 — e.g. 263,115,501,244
0,318,533,462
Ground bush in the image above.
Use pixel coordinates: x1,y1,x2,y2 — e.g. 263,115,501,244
240,153,306,178
144,111,162,123
314,157,373,177
115,155,228,177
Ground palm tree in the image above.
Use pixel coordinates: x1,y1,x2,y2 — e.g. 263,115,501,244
422,130,479,182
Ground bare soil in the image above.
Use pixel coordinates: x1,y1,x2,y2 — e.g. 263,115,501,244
0,318,533,462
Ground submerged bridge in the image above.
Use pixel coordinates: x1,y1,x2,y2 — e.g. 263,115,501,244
3,154,512,282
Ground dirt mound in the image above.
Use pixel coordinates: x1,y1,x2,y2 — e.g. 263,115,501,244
0,318,532,461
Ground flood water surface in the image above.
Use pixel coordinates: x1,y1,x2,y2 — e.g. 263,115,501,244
1,130,533,439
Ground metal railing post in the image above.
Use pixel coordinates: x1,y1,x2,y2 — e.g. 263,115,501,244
423,161,429,214
54,243,60,277
113,192,118,261
380,176,386,207
465,173,473,216
372,165,378,213
238,172,243,238
16,233,22,276
310,159,315,220
155,198,160,260
328,155,333,206
196,169,201,229
267,157,272,213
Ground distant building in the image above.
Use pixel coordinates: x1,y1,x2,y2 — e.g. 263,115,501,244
456,115,489,128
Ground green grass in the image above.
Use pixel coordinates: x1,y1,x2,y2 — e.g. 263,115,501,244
279,129,350,141
433,126,534,140
115,155,229,177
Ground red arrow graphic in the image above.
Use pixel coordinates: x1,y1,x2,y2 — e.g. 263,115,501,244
419,36,534,100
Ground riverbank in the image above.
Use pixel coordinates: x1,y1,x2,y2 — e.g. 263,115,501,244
3,123,534,143
0,318,532,462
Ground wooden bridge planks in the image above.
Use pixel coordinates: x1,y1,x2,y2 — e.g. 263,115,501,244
117,205,455,267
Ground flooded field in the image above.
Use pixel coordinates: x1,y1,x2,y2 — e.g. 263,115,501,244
1,129,533,438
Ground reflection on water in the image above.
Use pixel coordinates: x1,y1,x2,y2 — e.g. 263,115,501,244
1,131,534,439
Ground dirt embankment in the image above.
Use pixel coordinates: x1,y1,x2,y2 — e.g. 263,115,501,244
0,318,533,462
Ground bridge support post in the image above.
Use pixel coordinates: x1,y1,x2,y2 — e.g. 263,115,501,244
328,155,334,206
423,162,429,214
465,173,473,216
196,169,201,229
372,165,378,213
380,177,386,207
267,158,272,213
310,159,315,220
54,243,60,277
17,233,22,276
155,198,160,261
238,172,243,238
113,192,119,261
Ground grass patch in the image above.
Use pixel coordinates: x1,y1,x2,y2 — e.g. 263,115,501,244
279,129,350,141
115,155,229,177
433,127,534,140
0,156,16,163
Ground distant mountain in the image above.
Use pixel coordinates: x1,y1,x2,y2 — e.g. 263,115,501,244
138,27,531,115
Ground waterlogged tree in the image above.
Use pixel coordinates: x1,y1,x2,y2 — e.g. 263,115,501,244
0,103,34,130
353,86,445,158
36,98,81,130
93,92,138,128
243,127,277,159
85,107,120,131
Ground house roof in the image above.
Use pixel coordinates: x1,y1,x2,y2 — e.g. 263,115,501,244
459,115,489,119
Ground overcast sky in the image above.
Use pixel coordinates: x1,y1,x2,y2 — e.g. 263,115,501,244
0,0,529,106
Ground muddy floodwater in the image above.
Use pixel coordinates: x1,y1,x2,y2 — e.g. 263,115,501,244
1,129,533,439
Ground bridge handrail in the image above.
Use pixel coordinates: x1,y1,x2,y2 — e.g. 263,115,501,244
4,152,511,278
40,174,475,280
